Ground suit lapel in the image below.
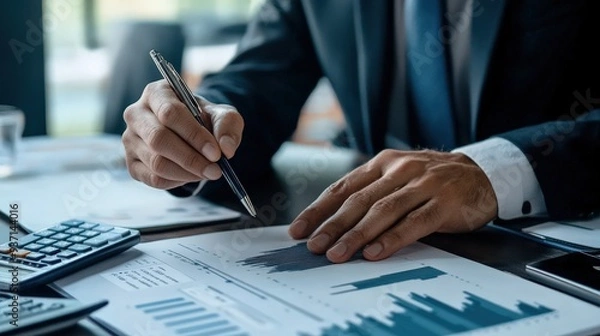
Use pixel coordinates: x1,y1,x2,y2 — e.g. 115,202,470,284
354,0,393,155
470,0,506,134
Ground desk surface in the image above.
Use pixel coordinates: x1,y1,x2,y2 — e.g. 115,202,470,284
3,141,566,335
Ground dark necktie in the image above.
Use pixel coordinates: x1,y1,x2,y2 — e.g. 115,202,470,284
405,0,456,150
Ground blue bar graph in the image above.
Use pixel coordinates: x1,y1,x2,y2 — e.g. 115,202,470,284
238,242,360,273
134,297,248,336
318,291,554,336
332,266,446,294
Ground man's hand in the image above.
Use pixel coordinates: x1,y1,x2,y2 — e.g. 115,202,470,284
122,79,244,190
288,149,498,263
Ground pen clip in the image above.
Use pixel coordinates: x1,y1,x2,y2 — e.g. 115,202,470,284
149,50,174,89
169,64,210,129
150,50,208,128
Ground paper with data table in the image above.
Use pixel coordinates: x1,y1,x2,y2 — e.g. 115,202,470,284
1,169,240,232
55,226,600,336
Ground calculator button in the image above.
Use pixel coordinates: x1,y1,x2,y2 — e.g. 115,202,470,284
40,257,62,265
39,247,60,255
53,241,73,249
24,243,44,252
48,302,65,310
49,225,69,232
30,262,48,268
24,302,44,313
83,237,108,248
68,244,92,253
57,250,78,259
18,234,40,247
34,230,56,238
25,252,45,261
36,238,57,246
0,245,13,254
21,260,44,268
112,228,131,237
19,299,34,306
11,250,31,258
27,302,43,309
80,222,99,230
50,233,69,240
99,232,123,242
92,225,114,233
66,236,87,244
18,260,46,268
20,304,42,318
61,220,84,227
65,228,85,235
80,230,100,238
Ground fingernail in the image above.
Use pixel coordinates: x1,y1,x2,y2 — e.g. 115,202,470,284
309,234,330,250
328,242,348,258
203,163,222,180
202,143,220,162
364,242,383,258
219,135,236,157
290,220,307,236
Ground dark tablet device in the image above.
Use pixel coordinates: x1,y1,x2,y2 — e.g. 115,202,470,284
526,252,600,306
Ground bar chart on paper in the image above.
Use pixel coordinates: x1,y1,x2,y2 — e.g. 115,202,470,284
317,291,554,336
238,242,362,273
330,266,447,294
134,297,244,336
55,225,600,336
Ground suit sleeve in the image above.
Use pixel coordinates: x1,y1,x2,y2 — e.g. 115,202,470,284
498,109,600,219
168,0,322,198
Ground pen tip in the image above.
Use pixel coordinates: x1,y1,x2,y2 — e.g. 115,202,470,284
241,196,257,217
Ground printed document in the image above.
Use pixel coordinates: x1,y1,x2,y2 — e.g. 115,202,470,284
54,225,600,336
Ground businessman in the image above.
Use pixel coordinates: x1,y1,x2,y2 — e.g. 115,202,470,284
122,0,600,263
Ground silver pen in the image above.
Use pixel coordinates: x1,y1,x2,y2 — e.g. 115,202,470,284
149,49,257,217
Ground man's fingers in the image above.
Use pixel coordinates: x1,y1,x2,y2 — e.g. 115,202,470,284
363,200,441,261
145,81,221,162
306,176,408,254
130,134,204,182
199,97,244,159
324,183,431,263
130,108,222,180
289,163,381,239
127,159,187,190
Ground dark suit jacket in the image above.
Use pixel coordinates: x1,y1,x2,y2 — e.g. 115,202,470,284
183,0,600,220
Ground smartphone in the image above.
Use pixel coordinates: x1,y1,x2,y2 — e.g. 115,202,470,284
526,252,600,306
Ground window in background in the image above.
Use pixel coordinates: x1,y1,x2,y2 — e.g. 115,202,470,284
44,0,345,146
44,0,259,136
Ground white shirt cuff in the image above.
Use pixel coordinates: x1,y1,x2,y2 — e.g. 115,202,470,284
452,138,548,220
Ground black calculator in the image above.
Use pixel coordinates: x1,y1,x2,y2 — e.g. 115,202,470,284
0,294,108,336
0,219,140,291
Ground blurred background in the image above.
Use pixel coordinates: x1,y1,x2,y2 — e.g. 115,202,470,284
0,0,344,145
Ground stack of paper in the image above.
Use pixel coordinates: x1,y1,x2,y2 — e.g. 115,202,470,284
1,135,240,232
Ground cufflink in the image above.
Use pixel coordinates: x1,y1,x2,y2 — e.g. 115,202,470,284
521,201,531,215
